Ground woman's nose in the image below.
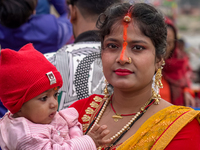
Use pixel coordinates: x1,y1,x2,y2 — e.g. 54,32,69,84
116,45,129,65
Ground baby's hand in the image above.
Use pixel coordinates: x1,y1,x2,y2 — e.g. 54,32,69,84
87,124,112,147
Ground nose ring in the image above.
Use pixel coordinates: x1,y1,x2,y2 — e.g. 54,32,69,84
128,57,132,64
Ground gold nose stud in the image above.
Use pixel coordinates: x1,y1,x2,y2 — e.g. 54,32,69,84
128,57,132,64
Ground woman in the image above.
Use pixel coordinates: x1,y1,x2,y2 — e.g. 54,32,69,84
70,3,200,150
160,17,195,106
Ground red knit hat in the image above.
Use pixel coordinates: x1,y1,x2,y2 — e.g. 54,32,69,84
0,43,63,114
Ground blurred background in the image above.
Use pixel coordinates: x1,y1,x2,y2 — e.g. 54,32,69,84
153,0,200,90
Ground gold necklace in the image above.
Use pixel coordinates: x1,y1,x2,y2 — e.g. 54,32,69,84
111,95,154,122
90,94,154,144
93,87,160,150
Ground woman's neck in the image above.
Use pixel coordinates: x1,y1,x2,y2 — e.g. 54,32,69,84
111,87,152,114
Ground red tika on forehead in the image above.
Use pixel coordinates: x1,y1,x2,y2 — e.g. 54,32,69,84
120,7,133,61
120,23,129,61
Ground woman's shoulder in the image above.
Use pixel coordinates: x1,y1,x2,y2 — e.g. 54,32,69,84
69,94,104,126
156,99,196,115
164,118,200,150
69,94,104,111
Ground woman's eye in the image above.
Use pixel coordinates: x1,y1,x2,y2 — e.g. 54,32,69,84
39,96,48,101
106,43,119,49
132,45,144,50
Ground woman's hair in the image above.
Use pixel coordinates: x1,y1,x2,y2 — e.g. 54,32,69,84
0,0,38,28
96,3,167,59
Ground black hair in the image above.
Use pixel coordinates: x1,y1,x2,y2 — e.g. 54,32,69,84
96,3,167,59
178,38,185,45
67,0,121,19
0,0,37,28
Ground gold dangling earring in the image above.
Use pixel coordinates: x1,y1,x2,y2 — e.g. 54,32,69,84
153,61,165,104
155,68,163,89
104,79,110,98
152,88,161,105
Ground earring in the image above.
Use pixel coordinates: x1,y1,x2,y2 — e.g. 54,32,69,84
155,67,163,89
104,79,110,98
152,64,164,105
128,57,132,64
162,60,165,66
152,88,161,105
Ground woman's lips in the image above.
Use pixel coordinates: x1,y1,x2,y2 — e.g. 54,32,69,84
114,69,133,76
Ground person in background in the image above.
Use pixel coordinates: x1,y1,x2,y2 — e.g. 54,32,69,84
160,16,195,106
0,0,72,53
45,0,121,110
0,101,7,118
36,0,67,15
177,38,186,53
0,43,111,150
70,3,200,149
35,0,75,44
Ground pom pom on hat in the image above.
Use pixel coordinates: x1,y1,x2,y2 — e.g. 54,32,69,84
0,43,63,114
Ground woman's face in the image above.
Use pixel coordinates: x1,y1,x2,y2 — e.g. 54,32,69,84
101,21,161,91
166,27,175,59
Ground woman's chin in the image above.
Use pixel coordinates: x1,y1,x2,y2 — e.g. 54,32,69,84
112,81,135,90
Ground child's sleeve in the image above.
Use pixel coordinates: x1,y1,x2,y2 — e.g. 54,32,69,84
17,134,96,150
59,108,84,138
21,108,97,150
0,112,96,150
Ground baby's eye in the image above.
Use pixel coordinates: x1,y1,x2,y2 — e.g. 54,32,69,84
132,45,144,50
39,96,48,101
54,92,59,98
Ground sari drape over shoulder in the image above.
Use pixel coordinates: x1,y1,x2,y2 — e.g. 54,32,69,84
70,94,200,150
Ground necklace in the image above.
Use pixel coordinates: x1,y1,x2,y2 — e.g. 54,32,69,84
111,96,154,122
87,94,155,150
111,98,136,122
105,99,155,150
109,97,153,140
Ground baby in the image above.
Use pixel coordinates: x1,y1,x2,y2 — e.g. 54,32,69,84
0,43,111,150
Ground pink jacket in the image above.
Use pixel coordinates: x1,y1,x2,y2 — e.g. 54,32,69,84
0,108,96,150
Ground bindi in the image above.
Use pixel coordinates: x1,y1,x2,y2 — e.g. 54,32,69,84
53,87,58,91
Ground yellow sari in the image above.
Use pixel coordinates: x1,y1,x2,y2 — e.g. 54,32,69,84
117,105,200,150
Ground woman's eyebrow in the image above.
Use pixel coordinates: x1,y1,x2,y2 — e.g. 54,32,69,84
104,38,119,43
129,40,148,44
104,38,148,44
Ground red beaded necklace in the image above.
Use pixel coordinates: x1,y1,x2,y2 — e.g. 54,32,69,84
110,96,155,122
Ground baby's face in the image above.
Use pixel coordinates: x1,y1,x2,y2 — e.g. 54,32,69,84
18,87,59,124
